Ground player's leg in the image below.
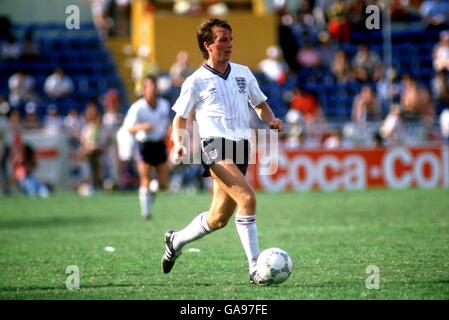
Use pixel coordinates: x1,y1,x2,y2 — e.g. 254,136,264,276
161,178,236,274
136,160,152,219
172,179,236,249
154,161,169,191
209,162,260,276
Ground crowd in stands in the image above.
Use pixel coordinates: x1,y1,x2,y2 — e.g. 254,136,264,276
265,0,449,149
88,0,131,38
2,0,449,197
0,17,129,197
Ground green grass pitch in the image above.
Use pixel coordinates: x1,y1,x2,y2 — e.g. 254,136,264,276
0,188,448,300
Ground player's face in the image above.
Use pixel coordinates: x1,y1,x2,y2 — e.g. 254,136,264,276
143,79,156,101
206,27,233,63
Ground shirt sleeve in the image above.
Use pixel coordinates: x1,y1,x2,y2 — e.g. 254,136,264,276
160,98,171,130
172,76,198,118
122,105,138,130
246,67,267,107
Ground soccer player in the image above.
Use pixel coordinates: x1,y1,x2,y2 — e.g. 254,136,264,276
161,18,284,284
121,75,171,219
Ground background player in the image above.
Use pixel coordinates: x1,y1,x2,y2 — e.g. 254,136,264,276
121,75,171,219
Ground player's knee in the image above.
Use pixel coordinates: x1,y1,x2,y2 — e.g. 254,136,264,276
239,192,256,211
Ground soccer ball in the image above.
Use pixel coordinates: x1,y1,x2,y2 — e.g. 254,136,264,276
256,248,293,285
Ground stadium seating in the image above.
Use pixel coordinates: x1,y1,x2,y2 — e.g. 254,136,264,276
2,22,128,117
3,22,443,123
276,26,445,122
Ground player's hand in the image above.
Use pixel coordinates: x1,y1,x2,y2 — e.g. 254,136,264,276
141,123,153,132
172,143,187,164
269,118,284,132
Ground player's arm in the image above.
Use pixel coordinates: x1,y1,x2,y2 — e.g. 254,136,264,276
127,122,153,134
253,101,284,131
123,107,153,134
172,115,188,161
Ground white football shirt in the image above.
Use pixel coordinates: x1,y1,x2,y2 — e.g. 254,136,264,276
172,62,267,141
122,97,170,142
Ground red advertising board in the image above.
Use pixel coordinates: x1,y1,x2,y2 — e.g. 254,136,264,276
247,145,449,191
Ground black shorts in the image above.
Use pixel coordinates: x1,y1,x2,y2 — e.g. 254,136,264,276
200,137,250,177
137,140,168,166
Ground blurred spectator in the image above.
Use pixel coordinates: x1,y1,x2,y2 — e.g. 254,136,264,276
440,108,449,143
318,31,337,68
420,0,449,30
20,29,40,60
22,102,41,130
372,130,385,148
291,3,319,47
347,0,367,32
351,85,381,127
400,74,435,126
0,97,11,195
8,70,36,107
63,108,83,146
44,67,74,100
9,109,22,133
322,129,343,149
376,67,402,110
43,104,63,135
433,30,449,72
1,34,21,60
326,0,351,43
116,0,131,37
132,45,159,97
12,143,49,197
431,69,449,108
331,50,353,84
80,102,105,193
391,0,421,23
296,41,323,70
169,50,195,89
205,1,229,16
380,104,405,145
89,0,112,38
63,108,83,189
352,44,383,83
173,0,202,15
313,0,333,31
102,88,124,189
277,4,300,71
290,87,326,126
283,109,304,150
102,89,123,132
258,45,288,85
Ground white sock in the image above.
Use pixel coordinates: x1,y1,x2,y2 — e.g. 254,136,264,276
235,214,260,274
172,212,211,251
139,186,152,218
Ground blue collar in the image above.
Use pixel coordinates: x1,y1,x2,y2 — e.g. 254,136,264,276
203,63,231,80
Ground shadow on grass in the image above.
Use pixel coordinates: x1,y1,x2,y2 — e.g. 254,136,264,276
0,281,220,294
0,283,135,293
0,216,104,230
